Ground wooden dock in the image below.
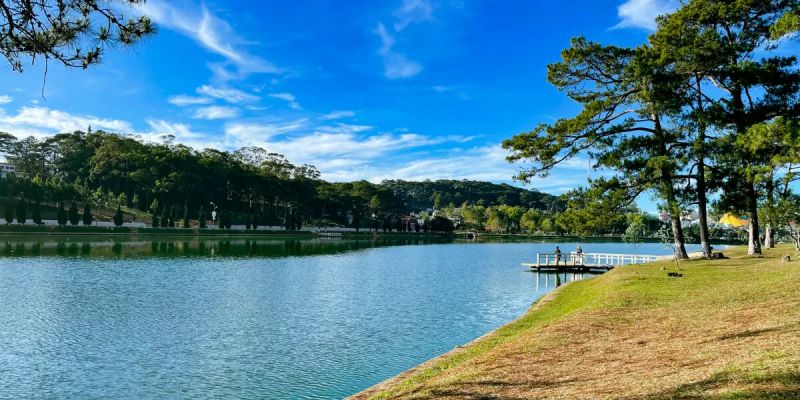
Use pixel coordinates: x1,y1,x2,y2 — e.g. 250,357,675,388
523,252,670,272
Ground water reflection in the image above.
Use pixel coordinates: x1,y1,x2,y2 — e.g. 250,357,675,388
532,271,596,290
0,237,454,259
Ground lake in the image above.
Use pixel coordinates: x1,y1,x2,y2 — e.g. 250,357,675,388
0,238,700,399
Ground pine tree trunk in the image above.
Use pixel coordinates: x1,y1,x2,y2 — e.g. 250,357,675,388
671,214,689,259
696,159,713,258
765,224,774,248
747,184,762,255
765,179,775,249
693,78,713,259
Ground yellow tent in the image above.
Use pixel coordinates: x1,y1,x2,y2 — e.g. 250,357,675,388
719,212,748,229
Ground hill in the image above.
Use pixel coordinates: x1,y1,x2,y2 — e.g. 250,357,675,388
380,180,561,212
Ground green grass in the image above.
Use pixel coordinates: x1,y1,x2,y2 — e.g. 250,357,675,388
352,245,800,399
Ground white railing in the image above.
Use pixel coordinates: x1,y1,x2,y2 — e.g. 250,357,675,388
527,252,669,268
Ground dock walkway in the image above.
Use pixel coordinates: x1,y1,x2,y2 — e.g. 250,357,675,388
523,252,670,272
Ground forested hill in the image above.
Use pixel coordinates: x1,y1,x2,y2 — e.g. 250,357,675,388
380,180,559,211
0,130,563,230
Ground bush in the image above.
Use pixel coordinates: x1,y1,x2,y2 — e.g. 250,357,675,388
429,216,455,233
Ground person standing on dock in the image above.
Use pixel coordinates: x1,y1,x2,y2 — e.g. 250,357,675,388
575,245,583,265
555,246,563,266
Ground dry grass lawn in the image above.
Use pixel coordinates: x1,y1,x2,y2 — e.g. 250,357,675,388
350,245,800,399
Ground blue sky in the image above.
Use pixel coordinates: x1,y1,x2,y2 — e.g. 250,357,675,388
0,0,681,210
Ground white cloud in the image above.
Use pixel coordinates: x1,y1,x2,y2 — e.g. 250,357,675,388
144,119,204,139
376,23,423,79
316,123,373,134
134,1,280,80
168,95,212,106
393,0,433,31
192,106,241,120
0,95,12,105
0,106,132,137
269,93,302,110
197,85,260,103
223,119,309,144
321,110,356,120
613,0,679,30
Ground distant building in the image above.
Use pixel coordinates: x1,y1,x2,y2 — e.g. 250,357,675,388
0,162,14,176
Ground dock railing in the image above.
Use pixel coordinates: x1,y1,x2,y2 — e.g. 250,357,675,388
531,252,669,268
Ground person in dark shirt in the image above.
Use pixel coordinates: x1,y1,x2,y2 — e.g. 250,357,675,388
555,246,562,266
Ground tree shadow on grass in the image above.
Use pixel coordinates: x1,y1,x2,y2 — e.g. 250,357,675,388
642,370,800,399
407,378,580,400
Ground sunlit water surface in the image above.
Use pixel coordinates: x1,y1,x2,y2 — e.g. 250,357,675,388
0,238,700,399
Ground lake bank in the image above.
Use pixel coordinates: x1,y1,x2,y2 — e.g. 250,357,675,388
350,245,800,399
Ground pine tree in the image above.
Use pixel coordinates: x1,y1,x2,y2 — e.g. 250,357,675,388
160,207,169,228
182,205,190,228
82,204,93,226
69,202,80,226
32,202,42,225
57,202,67,226
113,207,124,227
198,206,207,229
4,201,13,225
16,201,26,225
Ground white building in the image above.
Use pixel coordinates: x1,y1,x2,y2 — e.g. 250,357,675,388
0,162,14,176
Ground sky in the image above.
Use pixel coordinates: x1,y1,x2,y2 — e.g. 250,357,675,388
0,0,682,211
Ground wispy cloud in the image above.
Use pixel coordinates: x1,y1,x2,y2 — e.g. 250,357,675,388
0,106,132,137
168,95,212,106
376,23,423,79
192,106,241,120
432,85,470,100
223,119,309,144
0,95,12,105
134,1,280,80
393,0,433,31
613,0,679,31
197,85,260,103
321,110,356,120
269,93,302,110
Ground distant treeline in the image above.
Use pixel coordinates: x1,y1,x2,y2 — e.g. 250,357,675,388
0,130,560,231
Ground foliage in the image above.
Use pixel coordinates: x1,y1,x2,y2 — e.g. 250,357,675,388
622,213,647,253
429,216,455,233
503,0,800,256
0,0,156,72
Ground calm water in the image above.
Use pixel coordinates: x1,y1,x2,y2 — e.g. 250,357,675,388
0,238,698,399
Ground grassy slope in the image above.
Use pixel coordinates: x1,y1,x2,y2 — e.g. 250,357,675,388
352,246,800,399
